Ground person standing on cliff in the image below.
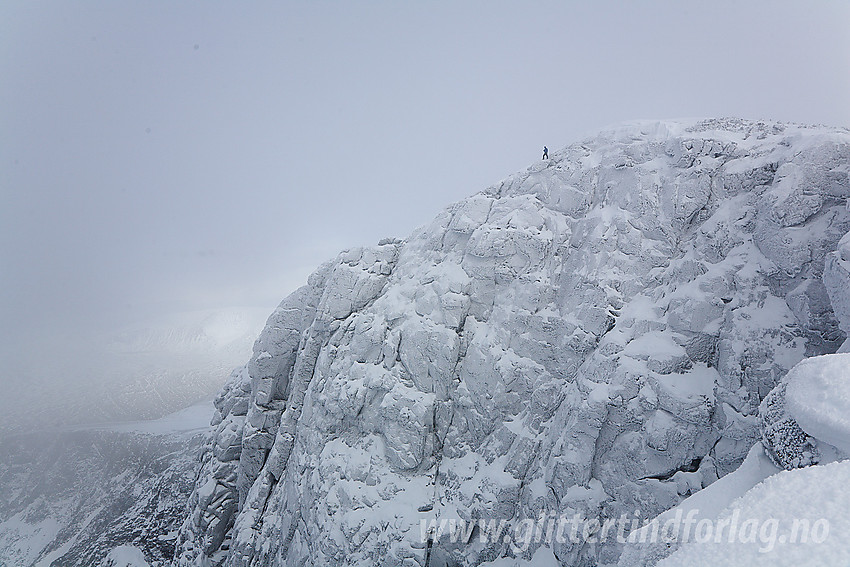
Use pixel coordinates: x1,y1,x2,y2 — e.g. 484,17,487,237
542,146,549,159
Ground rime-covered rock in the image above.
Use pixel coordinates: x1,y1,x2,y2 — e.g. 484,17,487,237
759,380,820,470
784,353,850,456
758,352,850,470
175,119,850,567
824,232,850,352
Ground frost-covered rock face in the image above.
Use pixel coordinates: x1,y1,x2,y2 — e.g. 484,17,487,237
761,234,850,471
824,232,850,352
174,119,850,567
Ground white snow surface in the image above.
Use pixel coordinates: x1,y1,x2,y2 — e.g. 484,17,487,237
659,459,850,566
81,399,216,434
101,545,151,567
785,353,850,455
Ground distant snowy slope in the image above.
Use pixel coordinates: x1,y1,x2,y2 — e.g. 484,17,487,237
0,308,266,433
0,402,215,567
81,398,216,435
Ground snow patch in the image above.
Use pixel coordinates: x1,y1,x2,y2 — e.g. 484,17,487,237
101,545,150,567
659,460,850,566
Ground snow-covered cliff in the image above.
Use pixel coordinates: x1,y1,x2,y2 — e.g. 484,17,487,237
174,118,850,566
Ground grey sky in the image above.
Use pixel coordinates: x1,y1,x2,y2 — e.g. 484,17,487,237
2,1,849,368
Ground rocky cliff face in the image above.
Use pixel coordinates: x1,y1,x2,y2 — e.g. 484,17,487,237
174,119,850,567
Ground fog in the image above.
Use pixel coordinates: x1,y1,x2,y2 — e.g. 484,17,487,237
2,1,849,426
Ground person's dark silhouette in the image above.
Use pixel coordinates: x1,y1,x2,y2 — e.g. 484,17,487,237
542,146,549,160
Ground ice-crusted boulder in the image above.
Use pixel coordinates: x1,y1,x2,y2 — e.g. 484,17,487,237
757,354,850,471
758,380,820,470
174,119,850,567
784,353,850,456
